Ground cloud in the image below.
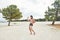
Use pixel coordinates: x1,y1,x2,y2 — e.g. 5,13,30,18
0,0,54,20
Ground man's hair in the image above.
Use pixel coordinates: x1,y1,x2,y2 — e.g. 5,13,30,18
30,15,33,19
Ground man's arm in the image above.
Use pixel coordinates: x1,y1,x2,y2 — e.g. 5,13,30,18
27,17,30,21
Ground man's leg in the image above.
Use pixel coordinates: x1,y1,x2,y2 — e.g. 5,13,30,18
29,26,32,35
31,27,35,35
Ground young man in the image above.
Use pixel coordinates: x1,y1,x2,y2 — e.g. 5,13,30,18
27,15,35,35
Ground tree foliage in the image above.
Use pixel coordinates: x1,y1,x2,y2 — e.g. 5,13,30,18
45,7,56,21
2,5,22,20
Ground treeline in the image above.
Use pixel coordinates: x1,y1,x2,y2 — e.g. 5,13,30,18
11,19,45,22
11,17,60,22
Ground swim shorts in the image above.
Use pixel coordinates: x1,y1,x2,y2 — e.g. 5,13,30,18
29,23,33,26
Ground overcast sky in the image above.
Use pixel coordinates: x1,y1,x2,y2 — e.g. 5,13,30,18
0,0,54,20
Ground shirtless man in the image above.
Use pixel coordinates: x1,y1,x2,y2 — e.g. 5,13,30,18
27,15,35,35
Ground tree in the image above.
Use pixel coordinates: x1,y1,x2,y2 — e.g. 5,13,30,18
45,0,60,25
1,5,22,26
45,7,55,21
52,0,60,25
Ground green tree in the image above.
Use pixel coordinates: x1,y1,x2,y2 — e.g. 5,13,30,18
45,0,60,25
45,7,55,21
52,0,60,25
1,5,22,26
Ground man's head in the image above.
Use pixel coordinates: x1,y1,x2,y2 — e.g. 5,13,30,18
30,15,33,19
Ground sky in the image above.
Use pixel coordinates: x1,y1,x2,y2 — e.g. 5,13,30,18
0,0,54,20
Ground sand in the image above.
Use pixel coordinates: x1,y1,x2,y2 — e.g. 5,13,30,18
48,24,60,29
0,22,60,40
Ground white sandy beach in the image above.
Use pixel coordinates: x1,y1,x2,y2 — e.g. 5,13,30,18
0,22,60,40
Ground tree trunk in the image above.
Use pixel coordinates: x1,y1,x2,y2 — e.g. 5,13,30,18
8,19,10,26
52,8,58,25
8,21,10,26
52,20,55,25
8,16,11,26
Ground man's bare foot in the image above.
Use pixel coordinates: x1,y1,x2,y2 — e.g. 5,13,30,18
33,32,35,35
30,32,32,35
